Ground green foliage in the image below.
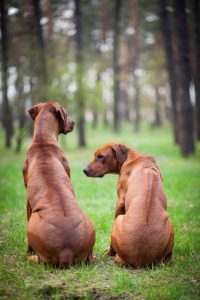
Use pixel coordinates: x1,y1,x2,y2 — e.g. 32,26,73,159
0,125,200,299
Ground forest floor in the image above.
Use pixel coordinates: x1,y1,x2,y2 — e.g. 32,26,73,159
0,124,200,300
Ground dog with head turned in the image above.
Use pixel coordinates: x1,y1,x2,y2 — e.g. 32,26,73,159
22,102,95,268
83,142,174,268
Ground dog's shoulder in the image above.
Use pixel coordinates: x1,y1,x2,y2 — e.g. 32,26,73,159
28,142,60,154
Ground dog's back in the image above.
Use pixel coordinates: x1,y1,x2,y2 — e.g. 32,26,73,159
26,143,91,265
24,102,95,267
27,143,77,214
112,156,174,267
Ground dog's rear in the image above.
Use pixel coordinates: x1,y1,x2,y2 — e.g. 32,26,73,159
111,157,174,267
23,102,95,267
84,143,174,267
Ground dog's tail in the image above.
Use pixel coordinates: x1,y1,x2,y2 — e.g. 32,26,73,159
59,248,73,268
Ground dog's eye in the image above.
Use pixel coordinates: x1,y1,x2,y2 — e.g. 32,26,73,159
97,154,105,161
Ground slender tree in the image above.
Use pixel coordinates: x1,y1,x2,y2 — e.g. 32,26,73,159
100,3,110,128
13,6,27,153
113,0,122,132
0,0,13,147
129,0,141,132
173,0,195,156
192,0,200,140
15,63,26,153
74,0,86,147
32,0,47,99
154,85,162,127
159,0,178,143
133,75,140,132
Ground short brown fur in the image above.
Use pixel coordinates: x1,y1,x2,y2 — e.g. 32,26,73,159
23,102,95,267
84,143,174,268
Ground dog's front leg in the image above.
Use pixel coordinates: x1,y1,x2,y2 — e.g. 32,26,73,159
22,159,28,188
106,196,126,257
26,201,34,253
115,199,126,218
22,159,33,252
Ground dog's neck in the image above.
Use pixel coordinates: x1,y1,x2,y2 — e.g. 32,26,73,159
118,149,144,173
33,110,59,144
128,149,144,161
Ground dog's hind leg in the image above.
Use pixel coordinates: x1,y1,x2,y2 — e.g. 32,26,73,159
86,250,96,264
163,220,174,263
27,244,34,253
114,254,125,266
105,245,116,256
163,251,173,263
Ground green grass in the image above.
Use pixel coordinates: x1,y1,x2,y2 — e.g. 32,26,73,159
0,123,200,299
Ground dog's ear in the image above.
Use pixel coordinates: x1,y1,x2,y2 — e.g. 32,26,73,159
55,105,67,133
28,103,43,121
54,104,74,134
111,144,129,165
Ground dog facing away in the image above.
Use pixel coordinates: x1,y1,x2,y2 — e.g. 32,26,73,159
83,143,174,268
22,102,95,267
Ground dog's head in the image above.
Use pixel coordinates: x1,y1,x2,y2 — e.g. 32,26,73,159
28,102,75,134
83,143,129,178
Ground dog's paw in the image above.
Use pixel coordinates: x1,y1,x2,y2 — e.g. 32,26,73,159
105,248,116,257
114,254,125,265
86,253,96,264
28,255,39,263
105,249,111,256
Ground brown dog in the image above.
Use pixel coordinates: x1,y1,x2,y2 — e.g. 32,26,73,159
83,143,174,267
22,102,95,267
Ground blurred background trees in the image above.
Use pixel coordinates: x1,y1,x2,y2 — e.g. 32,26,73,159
0,0,199,156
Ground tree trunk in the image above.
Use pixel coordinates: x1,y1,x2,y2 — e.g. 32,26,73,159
133,75,140,132
159,0,178,143
121,86,130,121
74,0,86,147
173,0,195,156
113,0,122,132
15,65,26,153
100,4,110,129
129,0,141,132
28,76,34,136
0,0,13,148
92,110,98,129
32,0,47,99
192,0,200,140
104,110,108,128
154,86,162,127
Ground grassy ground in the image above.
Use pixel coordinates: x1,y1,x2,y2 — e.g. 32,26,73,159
0,124,200,300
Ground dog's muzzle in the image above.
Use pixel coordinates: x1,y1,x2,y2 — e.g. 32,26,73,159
83,168,90,176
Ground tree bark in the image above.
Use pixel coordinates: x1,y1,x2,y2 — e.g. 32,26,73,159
100,3,110,128
192,0,200,140
154,86,162,127
0,0,13,148
92,110,98,129
129,0,141,132
74,0,86,147
159,0,178,143
173,0,195,156
113,0,122,132
133,75,140,132
103,107,109,128
15,64,26,153
32,0,47,99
